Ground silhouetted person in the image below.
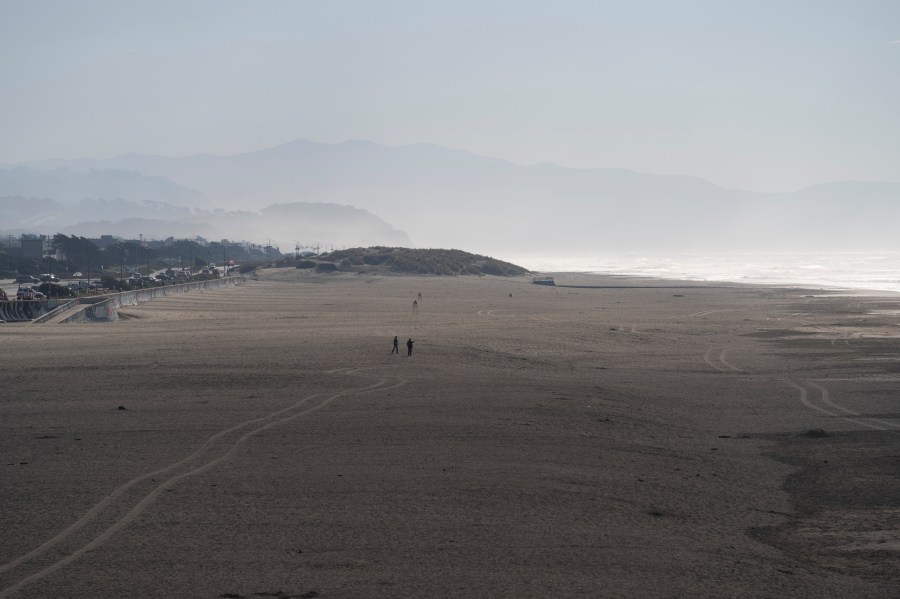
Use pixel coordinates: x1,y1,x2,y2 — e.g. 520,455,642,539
406,338,414,356
392,336,399,354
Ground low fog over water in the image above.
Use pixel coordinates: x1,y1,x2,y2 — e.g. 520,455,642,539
503,252,900,293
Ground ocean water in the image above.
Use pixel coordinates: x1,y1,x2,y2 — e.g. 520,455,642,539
502,253,900,294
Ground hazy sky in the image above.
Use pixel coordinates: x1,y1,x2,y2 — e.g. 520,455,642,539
1,0,898,191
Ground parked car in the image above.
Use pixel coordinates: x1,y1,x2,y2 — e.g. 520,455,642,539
16,287,45,300
15,275,39,284
72,272,83,277
39,274,60,283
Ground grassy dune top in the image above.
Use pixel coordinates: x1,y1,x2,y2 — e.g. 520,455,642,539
304,247,532,276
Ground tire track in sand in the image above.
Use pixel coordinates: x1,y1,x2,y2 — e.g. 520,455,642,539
0,370,404,598
704,347,742,372
0,384,331,580
785,380,900,431
795,320,854,347
699,341,899,432
675,308,739,319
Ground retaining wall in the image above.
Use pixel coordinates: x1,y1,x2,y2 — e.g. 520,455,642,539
0,277,244,324
0,298,72,323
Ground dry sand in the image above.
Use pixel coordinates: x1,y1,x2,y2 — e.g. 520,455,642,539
1,270,898,598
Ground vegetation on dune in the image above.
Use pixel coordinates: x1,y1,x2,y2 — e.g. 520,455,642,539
312,247,532,276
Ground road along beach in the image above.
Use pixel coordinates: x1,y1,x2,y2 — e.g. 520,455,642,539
1,270,898,597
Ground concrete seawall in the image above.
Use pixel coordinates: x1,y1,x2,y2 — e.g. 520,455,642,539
0,277,244,324
62,276,245,323
0,298,72,323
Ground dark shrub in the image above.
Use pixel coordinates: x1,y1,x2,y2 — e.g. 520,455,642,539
363,254,387,265
316,262,338,272
37,282,76,298
317,247,531,276
480,262,504,276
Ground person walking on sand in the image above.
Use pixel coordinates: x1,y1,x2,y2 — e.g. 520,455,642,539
392,336,399,354
406,338,414,356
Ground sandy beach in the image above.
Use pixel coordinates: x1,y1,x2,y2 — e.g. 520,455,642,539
1,270,898,598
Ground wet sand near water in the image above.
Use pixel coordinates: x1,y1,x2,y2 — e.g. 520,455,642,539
1,271,898,598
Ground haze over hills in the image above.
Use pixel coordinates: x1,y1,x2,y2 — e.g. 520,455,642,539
0,166,206,205
4,139,900,253
0,192,411,249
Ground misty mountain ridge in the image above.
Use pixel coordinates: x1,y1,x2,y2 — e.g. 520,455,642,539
6,139,900,252
0,195,411,248
0,166,206,206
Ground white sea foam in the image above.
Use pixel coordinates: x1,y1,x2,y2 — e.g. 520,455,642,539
501,252,900,294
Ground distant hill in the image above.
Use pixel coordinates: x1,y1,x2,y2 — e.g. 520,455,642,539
256,202,411,247
310,247,531,276
0,196,412,247
0,166,206,206
0,196,200,236
11,139,900,252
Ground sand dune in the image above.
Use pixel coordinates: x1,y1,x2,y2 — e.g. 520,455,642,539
1,271,898,598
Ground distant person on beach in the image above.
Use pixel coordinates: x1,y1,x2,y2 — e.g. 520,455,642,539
407,338,414,356
392,336,399,354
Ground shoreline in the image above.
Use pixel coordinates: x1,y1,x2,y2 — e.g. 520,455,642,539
503,250,900,296
538,270,900,297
